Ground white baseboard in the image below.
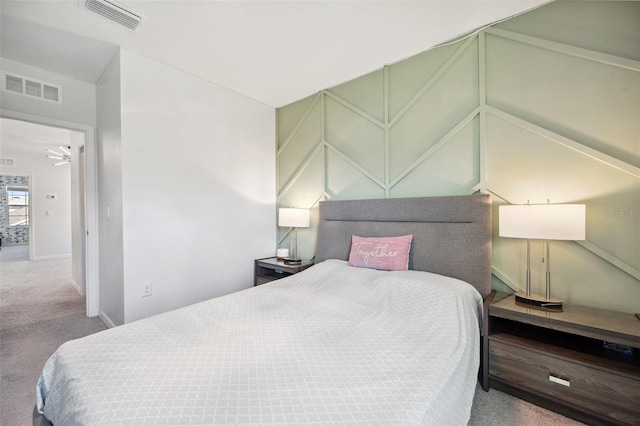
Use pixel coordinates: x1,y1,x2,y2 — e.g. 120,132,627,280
98,311,117,329
69,279,83,295
32,253,72,261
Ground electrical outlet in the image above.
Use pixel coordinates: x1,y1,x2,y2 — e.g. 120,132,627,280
142,282,152,297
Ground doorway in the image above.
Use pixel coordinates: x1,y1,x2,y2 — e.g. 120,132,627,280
0,110,98,317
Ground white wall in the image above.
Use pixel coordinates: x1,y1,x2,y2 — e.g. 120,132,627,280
119,50,276,322
96,52,125,326
0,58,97,126
0,141,72,259
94,49,277,324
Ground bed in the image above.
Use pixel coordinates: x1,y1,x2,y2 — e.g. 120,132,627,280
35,194,492,425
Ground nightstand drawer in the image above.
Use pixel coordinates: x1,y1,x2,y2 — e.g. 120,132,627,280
255,276,276,286
490,338,640,424
254,257,314,286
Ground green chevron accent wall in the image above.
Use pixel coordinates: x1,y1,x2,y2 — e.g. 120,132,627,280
276,1,640,313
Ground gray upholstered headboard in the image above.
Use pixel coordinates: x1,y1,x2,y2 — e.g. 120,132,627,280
315,195,492,297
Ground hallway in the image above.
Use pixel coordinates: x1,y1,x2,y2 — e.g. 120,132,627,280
0,245,106,425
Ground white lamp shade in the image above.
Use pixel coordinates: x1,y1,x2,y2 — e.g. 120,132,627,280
499,204,586,240
278,208,310,228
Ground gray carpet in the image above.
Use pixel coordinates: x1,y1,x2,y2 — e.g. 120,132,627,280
468,383,584,426
0,245,107,426
0,244,583,425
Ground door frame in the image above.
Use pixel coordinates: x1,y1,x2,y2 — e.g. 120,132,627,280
1,109,99,317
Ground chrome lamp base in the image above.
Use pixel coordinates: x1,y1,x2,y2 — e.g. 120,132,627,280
515,292,563,310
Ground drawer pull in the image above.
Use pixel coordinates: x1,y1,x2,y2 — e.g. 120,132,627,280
549,374,571,387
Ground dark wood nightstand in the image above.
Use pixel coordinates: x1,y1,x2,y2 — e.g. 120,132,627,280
254,257,314,286
488,293,640,425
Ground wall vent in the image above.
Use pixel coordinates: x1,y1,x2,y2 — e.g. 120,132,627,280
1,72,62,104
0,158,16,167
84,0,144,31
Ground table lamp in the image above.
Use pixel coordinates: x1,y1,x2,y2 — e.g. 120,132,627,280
499,203,586,309
278,207,310,265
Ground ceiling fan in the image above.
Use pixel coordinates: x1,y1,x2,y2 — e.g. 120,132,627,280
47,145,71,166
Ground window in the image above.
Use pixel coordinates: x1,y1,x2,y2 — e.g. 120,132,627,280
7,186,29,226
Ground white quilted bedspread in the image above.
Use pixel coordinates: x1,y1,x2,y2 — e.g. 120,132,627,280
37,259,482,425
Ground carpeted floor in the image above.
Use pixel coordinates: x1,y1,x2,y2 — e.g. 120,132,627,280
468,383,584,426
0,245,107,426
0,244,583,425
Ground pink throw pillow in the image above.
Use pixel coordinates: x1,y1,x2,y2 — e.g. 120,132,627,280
348,235,412,271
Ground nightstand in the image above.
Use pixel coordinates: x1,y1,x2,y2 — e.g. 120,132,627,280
488,293,640,425
254,257,314,286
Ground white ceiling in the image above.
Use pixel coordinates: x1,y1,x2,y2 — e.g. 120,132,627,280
0,117,78,157
1,0,550,108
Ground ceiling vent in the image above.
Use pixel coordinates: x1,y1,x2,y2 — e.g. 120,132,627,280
84,0,144,31
0,158,16,167
1,72,62,104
